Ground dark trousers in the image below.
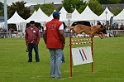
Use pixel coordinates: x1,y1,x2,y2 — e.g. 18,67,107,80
61,51,65,63
28,44,40,62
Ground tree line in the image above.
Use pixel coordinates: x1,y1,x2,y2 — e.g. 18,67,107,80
0,0,124,20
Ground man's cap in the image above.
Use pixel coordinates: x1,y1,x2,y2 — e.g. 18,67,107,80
53,11,61,17
30,21,35,24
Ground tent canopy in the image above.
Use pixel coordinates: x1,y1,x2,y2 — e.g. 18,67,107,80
59,7,68,21
26,8,50,22
80,6,99,21
71,9,81,21
7,11,25,24
113,9,124,21
98,7,114,21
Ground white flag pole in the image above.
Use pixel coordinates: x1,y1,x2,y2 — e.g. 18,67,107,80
4,0,8,38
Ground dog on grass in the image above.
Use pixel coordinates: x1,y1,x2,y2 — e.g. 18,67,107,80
68,24,107,39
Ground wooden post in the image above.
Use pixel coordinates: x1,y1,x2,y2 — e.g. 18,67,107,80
91,37,94,73
70,36,72,77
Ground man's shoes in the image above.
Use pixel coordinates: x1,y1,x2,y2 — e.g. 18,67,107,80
36,60,40,62
51,77,62,79
28,60,32,62
28,60,40,62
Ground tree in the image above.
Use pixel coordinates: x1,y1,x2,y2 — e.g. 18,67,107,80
111,8,122,16
78,5,87,13
97,0,122,4
56,6,63,12
0,1,4,16
7,1,31,19
62,0,86,13
108,0,121,4
120,0,124,3
62,0,72,13
97,0,107,4
76,1,87,13
88,0,103,15
0,1,3,10
33,3,54,16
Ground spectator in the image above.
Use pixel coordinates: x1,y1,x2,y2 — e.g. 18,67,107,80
61,22,67,63
97,21,101,25
111,23,115,30
120,24,124,30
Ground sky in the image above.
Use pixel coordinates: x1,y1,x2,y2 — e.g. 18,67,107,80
1,0,88,6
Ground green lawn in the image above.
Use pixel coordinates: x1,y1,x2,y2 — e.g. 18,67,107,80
0,36,124,82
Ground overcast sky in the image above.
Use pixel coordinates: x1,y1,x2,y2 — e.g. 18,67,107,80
1,0,63,6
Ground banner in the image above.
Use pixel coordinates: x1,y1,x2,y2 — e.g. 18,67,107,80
72,46,93,66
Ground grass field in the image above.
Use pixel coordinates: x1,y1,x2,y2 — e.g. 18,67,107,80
0,36,124,82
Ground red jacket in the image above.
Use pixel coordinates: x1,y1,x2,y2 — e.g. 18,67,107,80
25,27,40,45
45,19,63,48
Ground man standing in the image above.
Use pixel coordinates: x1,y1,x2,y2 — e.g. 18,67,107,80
43,11,65,78
25,21,40,62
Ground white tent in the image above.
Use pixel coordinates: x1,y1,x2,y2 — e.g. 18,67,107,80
80,6,99,21
71,9,81,21
26,8,50,22
7,11,25,23
26,10,37,22
49,7,68,24
113,9,124,21
7,11,26,32
59,7,68,21
49,10,56,20
36,8,50,22
98,7,114,21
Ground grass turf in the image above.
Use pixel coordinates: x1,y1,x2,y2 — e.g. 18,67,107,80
0,36,124,82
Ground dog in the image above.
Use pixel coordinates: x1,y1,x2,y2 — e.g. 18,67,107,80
68,24,107,39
